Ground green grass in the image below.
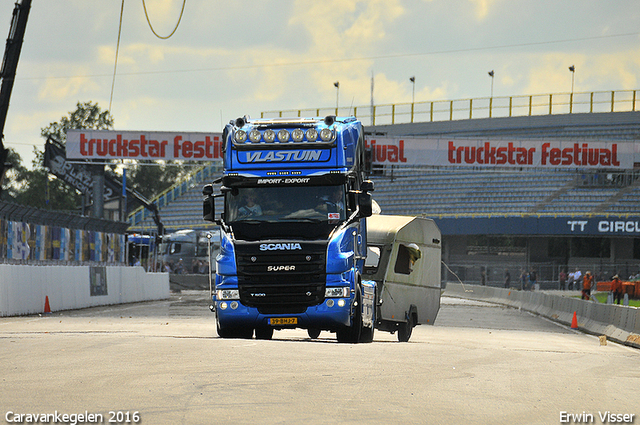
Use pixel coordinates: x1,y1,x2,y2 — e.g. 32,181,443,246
583,292,640,307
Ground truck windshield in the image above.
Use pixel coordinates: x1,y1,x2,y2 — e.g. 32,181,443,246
227,185,346,224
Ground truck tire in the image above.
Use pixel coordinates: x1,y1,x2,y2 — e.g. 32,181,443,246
217,322,253,339
359,323,374,343
336,288,362,343
397,308,417,342
307,328,321,339
255,327,274,340
397,320,412,342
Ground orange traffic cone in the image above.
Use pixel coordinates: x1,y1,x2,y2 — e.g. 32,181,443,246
44,296,51,314
571,311,578,329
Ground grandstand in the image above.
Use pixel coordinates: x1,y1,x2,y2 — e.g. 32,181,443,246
127,163,222,233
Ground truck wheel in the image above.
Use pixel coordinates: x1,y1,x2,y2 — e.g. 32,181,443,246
398,306,417,342
255,327,274,340
336,289,362,343
397,321,412,342
217,322,253,339
307,328,321,339
359,324,374,343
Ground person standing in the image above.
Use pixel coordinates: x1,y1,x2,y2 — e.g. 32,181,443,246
573,268,582,291
559,269,567,290
582,271,593,300
568,270,575,290
529,269,538,291
520,269,528,291
504,270,511,288
611,275,623,305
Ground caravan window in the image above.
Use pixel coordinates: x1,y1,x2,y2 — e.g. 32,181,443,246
170,242,182,255
394,243,421,275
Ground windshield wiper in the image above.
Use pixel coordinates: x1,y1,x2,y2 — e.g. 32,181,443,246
279,217,324,223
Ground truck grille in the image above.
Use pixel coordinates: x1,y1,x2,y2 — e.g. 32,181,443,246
235,240,327,310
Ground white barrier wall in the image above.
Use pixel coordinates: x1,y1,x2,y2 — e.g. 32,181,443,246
444,283,640,349
0,264,169,316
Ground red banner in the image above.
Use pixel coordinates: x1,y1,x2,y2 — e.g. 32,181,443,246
365,137,634,169
66,130,224,161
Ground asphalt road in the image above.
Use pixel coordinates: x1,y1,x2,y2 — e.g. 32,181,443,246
1,292,638,425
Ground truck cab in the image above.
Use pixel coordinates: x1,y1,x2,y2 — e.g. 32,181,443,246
203,116,376,342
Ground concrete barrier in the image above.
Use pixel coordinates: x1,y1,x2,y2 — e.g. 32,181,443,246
0,264,169,316
443,283,640,349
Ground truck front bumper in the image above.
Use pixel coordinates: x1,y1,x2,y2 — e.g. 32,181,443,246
214,297,353,331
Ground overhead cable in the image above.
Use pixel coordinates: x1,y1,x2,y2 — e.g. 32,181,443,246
142,0,186,40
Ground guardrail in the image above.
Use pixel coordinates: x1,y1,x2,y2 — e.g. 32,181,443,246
262,89,640,125
127,163,221,228
444,282,640,349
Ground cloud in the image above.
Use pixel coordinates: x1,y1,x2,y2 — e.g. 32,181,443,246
468,0,499,20
522,50,640,96
36,68,102,103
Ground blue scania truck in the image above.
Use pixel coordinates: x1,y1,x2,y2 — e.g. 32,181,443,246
202,115,377,342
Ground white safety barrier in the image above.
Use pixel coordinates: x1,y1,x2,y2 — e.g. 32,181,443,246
444,283,640,349
0,264,169,316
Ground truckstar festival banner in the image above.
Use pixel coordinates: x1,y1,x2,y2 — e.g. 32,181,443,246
365,137,635,169
67,130,634,169
66,130,224,161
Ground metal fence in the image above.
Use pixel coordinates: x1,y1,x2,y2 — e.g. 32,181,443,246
443,260,640,291
262,89,640,125
0,201,128,265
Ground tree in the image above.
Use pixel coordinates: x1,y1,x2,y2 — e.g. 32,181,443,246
7,100,186,212
41,101,114,144
2,101,114,210
14,149,81,210
127,160,187,200
0,147,27,201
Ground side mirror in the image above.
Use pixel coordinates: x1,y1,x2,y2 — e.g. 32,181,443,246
361,180,374,193
358,192,373,218
203,184,215,222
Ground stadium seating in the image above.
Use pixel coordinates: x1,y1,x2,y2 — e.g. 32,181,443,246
128,163,640,233
128,110,640,230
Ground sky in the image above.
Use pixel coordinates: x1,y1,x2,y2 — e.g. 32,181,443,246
1,0,639,167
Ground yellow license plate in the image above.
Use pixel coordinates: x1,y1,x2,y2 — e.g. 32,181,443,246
269,317,298,326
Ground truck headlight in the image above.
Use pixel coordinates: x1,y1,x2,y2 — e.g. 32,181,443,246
217,289,240,300
325,287,350,298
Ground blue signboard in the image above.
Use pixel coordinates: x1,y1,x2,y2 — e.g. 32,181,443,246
432,215,640,237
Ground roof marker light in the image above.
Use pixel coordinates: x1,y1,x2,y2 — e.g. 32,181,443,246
292,128,304,142
320,128,333,141
277,129,290,142
306,128,318,142
235,130,247,143
249,129,261,143
264,129,276,143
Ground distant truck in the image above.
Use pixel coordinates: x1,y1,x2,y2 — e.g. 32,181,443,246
160,229,220,273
